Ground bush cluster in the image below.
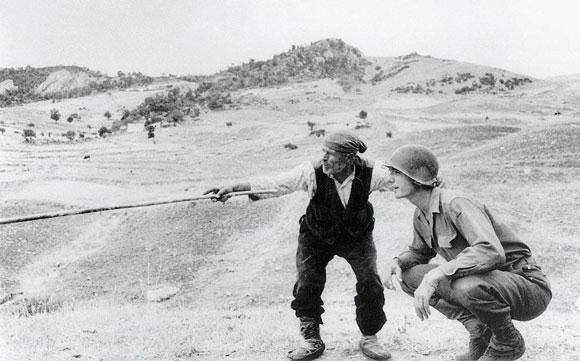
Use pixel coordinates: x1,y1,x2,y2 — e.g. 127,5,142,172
394,83,433,94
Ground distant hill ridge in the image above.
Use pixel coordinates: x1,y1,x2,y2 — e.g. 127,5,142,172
2,38,537,108
185,38,534,95
0,65,153,107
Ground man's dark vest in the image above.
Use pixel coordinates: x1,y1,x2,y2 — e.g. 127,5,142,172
300,157,374,244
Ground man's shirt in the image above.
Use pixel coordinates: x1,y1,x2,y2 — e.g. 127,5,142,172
249,159,393,207
396,187,532,279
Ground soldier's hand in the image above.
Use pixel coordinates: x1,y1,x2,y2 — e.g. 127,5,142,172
413,268,445,321
414,278,437,321
384,258,403,291
203,186,234,202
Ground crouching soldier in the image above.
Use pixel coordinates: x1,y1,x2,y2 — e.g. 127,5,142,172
205,130,393,360
383,145,551,361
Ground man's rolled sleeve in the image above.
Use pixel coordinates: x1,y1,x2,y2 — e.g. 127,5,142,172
440,198,506,278
249,161,315,199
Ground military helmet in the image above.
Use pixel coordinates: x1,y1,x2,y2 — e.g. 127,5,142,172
386,144,439,186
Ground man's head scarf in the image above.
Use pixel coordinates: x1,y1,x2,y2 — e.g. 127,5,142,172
323,130,367,154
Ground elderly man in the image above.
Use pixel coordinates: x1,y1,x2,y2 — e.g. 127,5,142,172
205,130,393,360
383,144,551,361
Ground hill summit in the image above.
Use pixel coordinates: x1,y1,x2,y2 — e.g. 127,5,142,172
189,38,535,96
197,38,369,91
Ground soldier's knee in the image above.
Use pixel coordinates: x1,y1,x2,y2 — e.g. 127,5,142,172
399,269,417,296
451,276,487,303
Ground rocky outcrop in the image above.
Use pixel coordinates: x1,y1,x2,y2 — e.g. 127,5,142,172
34,69,100,96
0,79,17,94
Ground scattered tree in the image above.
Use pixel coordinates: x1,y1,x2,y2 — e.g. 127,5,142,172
63,130,75,141
146,125,156,138
104,111,112,120
67,113,80,123
98,126,111,137
50,109,61,122
23,129,36,142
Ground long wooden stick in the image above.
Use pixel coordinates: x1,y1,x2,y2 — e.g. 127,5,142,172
0,189,277,225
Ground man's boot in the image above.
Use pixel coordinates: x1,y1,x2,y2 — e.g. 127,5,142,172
455,317,492,361
359,334,391,360
478,321,526,361
287,317,325,361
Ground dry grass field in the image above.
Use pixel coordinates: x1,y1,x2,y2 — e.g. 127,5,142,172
1,74,579,360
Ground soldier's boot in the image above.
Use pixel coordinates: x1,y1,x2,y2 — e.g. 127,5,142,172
359,334,391,360
455,318,492,361
478,320,526,361
287,317,325,361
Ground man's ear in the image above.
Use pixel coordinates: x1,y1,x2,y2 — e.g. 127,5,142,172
345,153,356,162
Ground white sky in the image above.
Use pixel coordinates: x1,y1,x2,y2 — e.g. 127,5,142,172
1,0,579,78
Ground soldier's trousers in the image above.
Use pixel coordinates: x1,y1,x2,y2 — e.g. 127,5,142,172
400,257,552,329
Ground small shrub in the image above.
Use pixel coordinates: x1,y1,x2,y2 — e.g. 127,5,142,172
11,296,63,317
0,128,5,135
104,111,112,120
370,70,386,85
63,130,75,141
50,108,61,122
358,110,367,119
455,86,475,94
168,109,184,123
480,73,496,87
225,122,233,127
354,123,371,130
121,108,131,120
440,74,454,84
309,129,326,137
284,143,298,150
67,113,80,123
307,121,316,131
455,72,475,83
98,126,111,137
394,83,428,94
386,131,393,138
23,129,36,142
